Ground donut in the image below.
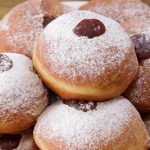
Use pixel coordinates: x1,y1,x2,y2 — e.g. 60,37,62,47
121,17,150,61
80,0,150,23
0,53,48,133
34,97,149,150
0,129,39,150
33,10,138,101
80,0,150,61
124,58,150,112
0,0,73,58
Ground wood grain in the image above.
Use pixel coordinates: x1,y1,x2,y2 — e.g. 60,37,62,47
0,0,25,19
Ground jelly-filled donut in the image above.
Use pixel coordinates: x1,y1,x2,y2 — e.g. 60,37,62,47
0,53,48,133
33,10,138,101
80,0,150,24
121,17,150,62
124,58,150,112
34,97,148,150
0,129,39,150
0,0,73,58
80,0,150,62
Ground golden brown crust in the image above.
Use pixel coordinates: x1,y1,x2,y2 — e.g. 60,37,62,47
0,0,72,58
80,0,150,23
33,44,138,101
124,59,150,112
0,53,48,133
121,17,150,37
0,92,48,133
33,11,138,101
33,98,149,150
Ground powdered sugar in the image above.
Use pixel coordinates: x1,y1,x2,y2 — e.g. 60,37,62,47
0,16,9,31
16,130,39,150
0,0,73,57
0,53,47,122
124,59,150,109
34,97,143,150
0,0,44,57
81,0,150,42
0,54,13,73
81,0,150,23
42,10,134,82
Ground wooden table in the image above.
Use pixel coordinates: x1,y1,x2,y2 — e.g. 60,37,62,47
0,0,25,19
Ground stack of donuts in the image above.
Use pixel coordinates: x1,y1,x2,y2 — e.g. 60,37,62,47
0,0,150,149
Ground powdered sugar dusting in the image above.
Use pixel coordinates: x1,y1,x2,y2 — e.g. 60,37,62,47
42,10,133,82
81,0,150,23
0,53,47,122
81,0,150,40
0,0,74,57
17,130,39,150
34,97,142,150
124,59,150,107
0,0,44,57
0,16,9,31
0,54,13,73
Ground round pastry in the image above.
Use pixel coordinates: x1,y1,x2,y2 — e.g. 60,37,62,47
34,97,148,150
33,10,138,101
80,0,150,61
121,17,150,61
0,0,73,58
80,0,150,24
0,53,48,133
0,129,39,150
124,58,150,112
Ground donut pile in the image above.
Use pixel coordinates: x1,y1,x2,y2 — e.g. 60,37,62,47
0,0,150,149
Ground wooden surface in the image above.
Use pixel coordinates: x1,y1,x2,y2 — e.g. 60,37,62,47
0,0,150,19
0,0,25,19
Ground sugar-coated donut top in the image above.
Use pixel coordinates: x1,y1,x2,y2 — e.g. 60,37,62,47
35,97,141,150
0,0,73,57
125,59,150,105
0,53,47,122
83,0,150,23
0,0,43,55
82,0,150,40
43,10,134,83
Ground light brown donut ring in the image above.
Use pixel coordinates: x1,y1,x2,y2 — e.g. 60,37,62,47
33,10,138,101
0,53,48,133
125,59,150,112
34,97,149,150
